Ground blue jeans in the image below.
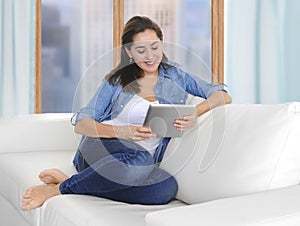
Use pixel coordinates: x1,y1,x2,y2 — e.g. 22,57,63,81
59,137,178,205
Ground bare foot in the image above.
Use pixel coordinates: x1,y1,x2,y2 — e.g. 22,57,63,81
21,184,61,211
39,169,69,184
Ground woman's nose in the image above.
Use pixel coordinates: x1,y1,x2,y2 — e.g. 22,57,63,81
145,50,154,60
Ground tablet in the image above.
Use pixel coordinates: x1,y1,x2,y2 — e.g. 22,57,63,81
143,104,196,137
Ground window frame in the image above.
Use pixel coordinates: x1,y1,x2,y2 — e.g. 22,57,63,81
34,0,224,113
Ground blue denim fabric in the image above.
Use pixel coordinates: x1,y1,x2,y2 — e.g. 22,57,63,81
60,138,178,205
67,62,226,204
71,62,226,126
71,62,227,166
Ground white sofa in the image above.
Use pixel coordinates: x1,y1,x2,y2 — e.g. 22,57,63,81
1,100,300,226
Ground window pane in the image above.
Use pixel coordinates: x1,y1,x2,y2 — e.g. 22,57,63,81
125,0,211,77
42,0,113,113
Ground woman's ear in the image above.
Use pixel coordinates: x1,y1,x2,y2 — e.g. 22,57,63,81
125,47,132,59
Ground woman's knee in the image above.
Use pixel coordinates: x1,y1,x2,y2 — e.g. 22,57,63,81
156,176,178,204
135,176,178,205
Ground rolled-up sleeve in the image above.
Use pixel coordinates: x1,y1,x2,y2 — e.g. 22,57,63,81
70,106,98,126
71,80,114,126
184,72,227,98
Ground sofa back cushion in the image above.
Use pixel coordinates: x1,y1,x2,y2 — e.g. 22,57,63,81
160,98,300,204
0,114,79,153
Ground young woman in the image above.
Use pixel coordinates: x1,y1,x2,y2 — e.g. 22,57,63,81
21,16,231,211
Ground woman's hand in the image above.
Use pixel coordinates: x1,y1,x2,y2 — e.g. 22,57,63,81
173,111,197,131
114,125,156,141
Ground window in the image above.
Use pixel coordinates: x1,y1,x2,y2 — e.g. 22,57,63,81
40,0,113,113
35,0,224,113
125,0,212,80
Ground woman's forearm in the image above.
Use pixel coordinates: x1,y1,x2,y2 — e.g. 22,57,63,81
74,91,231,137
74,118,155,141
74,118,116,138
196,91,232,116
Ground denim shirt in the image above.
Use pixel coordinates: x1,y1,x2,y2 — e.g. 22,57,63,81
71,63,226,165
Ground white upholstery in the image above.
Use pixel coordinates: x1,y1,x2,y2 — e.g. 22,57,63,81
0,114,185,226
0,151,76,225
1,104,300,226
0,195,31,226
40,195,183,226
0,150,184,226
160,100,300,204
0,114,78,226
146,185,300,226
0,114,80,153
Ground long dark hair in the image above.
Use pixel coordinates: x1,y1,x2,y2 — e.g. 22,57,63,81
105,16,170,92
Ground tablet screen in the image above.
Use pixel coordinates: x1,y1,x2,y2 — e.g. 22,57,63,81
143,104,196,137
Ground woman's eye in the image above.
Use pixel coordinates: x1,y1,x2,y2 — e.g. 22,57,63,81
152,46,158,50
137,50,145,54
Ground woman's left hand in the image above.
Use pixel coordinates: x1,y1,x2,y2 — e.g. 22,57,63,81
173,111,197,131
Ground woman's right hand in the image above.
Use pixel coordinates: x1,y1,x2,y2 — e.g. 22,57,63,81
114,125,156,141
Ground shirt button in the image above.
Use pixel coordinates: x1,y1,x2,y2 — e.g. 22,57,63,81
180,100,184,103
121,105,124,108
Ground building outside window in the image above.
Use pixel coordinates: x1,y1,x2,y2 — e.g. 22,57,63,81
41,0,211,113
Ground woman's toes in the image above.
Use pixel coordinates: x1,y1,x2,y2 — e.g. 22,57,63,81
21,185,61,211
39,169,69,184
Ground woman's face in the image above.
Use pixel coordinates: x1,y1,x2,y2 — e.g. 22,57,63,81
126,29,163,76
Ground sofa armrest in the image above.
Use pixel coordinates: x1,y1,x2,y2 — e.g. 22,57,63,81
146,185,300,226
0,113,80,154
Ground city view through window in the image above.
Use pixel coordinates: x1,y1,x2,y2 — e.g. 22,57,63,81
42,0,211,113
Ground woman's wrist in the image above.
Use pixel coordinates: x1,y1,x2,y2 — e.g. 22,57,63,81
195,91,231,117
97,123,118,138
196,101,210,117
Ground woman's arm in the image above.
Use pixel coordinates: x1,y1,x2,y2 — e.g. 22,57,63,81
195,90,232,116
74,118,156,141
174,91,232,131
74,118,115,138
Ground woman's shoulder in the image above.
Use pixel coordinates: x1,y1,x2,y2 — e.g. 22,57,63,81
161,60,182,70
96,79,123,96
160,61,187,78
101,79,122,88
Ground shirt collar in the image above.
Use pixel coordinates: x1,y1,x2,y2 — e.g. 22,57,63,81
158,63,173,81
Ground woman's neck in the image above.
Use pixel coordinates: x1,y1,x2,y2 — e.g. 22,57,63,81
137,75,158,102
142,69,159,78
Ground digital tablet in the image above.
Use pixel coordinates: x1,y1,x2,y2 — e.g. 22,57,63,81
143,104,196,137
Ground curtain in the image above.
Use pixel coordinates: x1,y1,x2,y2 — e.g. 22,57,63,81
0,0,36,117
225,0,300,104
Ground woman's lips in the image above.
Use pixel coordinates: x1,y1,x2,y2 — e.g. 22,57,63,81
145,61,154,65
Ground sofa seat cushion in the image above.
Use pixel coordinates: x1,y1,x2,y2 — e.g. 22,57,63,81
0,194,31,226
0,150,185,226
40,194,184,226
146,185,300,226
0,150,76,225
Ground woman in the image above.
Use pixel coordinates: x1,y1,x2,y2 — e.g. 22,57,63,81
21,16,231,211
